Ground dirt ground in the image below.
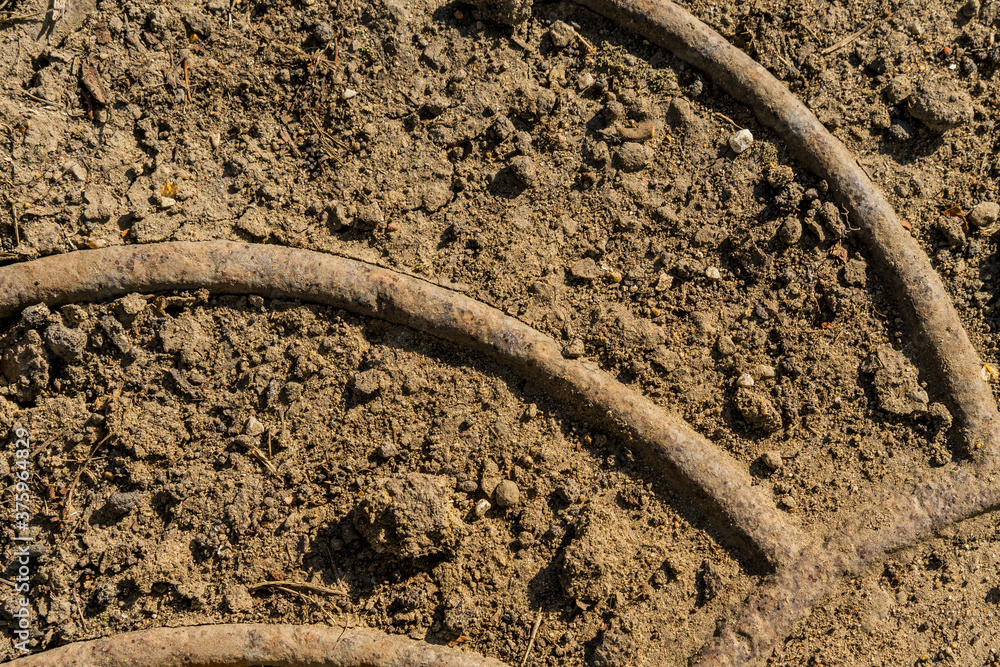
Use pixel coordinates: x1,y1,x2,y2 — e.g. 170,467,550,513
1,0,999,663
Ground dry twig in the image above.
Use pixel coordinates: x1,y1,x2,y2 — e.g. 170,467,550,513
249,580,349,597
519,609,544,667
818,19,877,56
61,432,114,522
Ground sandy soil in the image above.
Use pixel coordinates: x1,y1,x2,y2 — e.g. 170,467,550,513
1,0,999,663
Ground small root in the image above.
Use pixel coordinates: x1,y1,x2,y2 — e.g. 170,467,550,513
5,622,508,667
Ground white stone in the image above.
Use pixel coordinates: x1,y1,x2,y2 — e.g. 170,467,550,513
737,373,755,388
343,88,358,100
728,128,754,154
755,364,776,379
705,266,721,281
243,416,265,437
474,499,491,517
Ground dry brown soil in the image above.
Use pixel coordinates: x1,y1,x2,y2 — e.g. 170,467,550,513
1,0,1000,664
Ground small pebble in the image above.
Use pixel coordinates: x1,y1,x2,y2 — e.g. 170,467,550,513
755,364,776,379
576,72,595,91
968,201,999,228
474,498,491,517
376,442,399,459
494,480,520,508
66,161,88,182
243,416,265,437
343,88,358,100
760,451,784,471
613,142,653,173
509,155,537,188
728,128,754,154
778,217,802,245
569,257,600,281
705,266,722,281
737,372,755,388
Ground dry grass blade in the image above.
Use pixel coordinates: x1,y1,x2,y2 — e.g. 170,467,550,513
249,580,349,596
818,19,876,55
